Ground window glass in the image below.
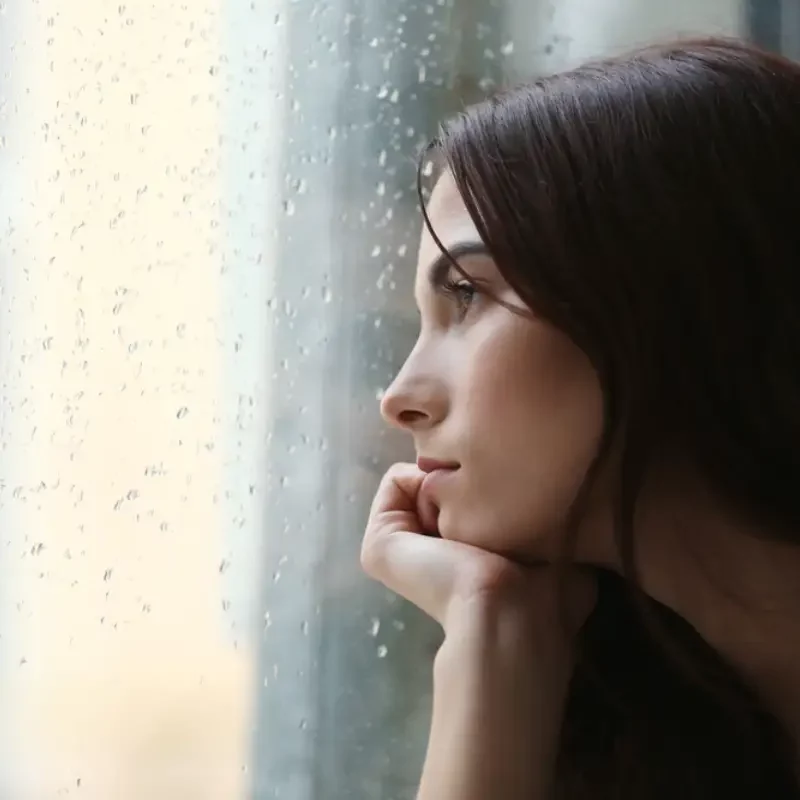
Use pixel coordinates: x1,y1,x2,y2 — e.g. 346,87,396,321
0,1,785,798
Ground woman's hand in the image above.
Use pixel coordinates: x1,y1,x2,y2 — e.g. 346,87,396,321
361,461,595,638
360,462,597,800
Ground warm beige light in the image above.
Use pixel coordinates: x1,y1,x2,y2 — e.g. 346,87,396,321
0,2,254,797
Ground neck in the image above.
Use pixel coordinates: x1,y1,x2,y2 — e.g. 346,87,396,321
631,484,800,749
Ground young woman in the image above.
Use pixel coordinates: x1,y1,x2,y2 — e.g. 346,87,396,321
361,38,800,799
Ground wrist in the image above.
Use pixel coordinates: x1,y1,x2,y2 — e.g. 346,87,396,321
434,594,574,714
427,601,568,799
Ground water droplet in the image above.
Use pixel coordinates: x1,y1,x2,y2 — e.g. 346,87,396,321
377,84,389,99
369,617,381,637
299,718,308,730
300,620,309,635
176,406,189,419
377,645,388,658
501,41,515,55
283,199,296,216
321,286,332,303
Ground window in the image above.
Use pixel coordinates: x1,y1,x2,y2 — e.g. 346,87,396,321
0,1,787,798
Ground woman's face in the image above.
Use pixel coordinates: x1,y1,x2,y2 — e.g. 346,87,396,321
381,173,606,562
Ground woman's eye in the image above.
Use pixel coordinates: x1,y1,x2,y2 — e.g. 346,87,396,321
442,279,478,320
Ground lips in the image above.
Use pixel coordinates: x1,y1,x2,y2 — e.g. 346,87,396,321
416,457,460,474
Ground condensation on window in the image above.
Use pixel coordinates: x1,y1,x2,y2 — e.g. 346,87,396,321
0,1,753,799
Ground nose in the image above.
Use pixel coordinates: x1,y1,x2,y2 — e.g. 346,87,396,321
380,361,448,432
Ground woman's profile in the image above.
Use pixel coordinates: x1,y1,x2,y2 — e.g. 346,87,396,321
361,37,800,798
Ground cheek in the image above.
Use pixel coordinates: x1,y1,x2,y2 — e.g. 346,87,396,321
454,320,603,547
466,317,602,444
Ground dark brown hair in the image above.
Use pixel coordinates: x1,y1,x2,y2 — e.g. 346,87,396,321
419,38,800,798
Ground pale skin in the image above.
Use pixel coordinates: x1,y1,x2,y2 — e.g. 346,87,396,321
361,172,800,797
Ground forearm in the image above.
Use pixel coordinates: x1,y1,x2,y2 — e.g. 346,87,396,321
417,602,570,800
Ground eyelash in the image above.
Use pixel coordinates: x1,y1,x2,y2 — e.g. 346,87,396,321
441,278,478,320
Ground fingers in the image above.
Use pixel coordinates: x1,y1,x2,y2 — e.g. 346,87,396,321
364,530,457,625
366,462,425,532
361,463,455,625
361,463,423,584
365,461,439,535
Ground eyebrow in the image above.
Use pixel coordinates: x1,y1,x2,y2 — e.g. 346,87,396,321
426,241,490,290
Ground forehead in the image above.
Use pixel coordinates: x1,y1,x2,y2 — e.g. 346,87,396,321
416,172,482,286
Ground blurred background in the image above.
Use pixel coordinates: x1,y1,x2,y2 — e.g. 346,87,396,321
0,1,796,798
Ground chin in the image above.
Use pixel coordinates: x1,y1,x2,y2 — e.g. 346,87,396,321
434,509,457,541
441,512,551,562
437,513,481,547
